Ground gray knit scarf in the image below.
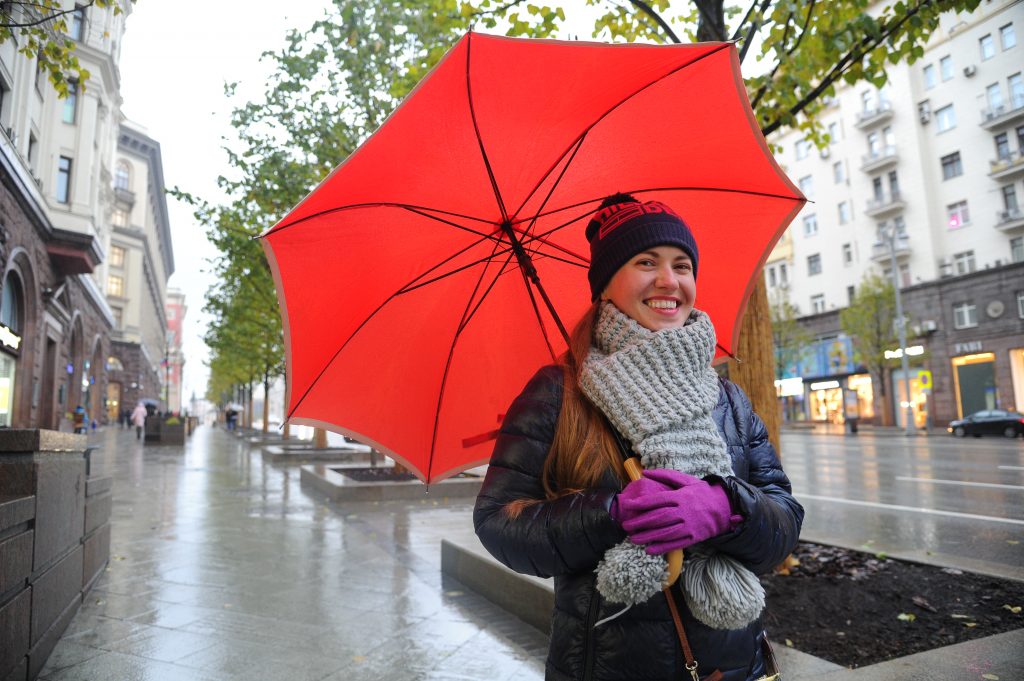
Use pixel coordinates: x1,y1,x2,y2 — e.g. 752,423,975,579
580,302,764,630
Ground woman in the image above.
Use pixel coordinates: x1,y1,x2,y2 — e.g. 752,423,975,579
474,194,803,681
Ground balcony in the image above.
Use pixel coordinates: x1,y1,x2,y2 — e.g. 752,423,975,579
861,145,898,173
989,150,1024,181
870,234,911,263
980,98,1024,130
864,190,906,218
995,207,1024,232
855,101,894,130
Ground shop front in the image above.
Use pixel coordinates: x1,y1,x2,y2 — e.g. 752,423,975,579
0,271,24,427
952,351,998,418
1009,347,1024,413
891,369,929,429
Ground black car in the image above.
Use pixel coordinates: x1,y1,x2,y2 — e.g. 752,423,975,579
948,409,1024,438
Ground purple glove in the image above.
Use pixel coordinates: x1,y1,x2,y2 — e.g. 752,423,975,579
609,475,676,523
619,469,742,555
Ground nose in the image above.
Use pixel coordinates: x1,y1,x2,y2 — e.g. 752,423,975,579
654,263,677,289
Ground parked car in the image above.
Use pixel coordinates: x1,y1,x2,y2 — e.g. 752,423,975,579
948,409,1024,438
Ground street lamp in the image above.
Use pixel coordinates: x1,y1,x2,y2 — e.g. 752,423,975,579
878,224,915,436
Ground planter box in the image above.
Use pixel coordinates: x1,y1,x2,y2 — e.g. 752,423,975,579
160,423,185,445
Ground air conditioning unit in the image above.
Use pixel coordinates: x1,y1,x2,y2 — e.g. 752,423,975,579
963,65,977,77
917,101,931,124
921,319,937,332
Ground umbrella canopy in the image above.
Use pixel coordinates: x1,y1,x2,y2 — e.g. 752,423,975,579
262,33,805,483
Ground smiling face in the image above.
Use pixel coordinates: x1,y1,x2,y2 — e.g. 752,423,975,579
600,245,696,331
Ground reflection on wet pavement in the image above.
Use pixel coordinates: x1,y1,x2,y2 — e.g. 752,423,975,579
781,432,1024,578
40,427,546,680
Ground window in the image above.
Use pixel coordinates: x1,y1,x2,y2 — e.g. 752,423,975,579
1010,73,1024,108
779,262,788,284
111,307,122,329
0,79,8,124
1,272,23,332
767,267,777,287
987,83,1004,111
803,214,818,237
867,131,880,155
107,275,124,297
807,254,822,276
27,134,38,171
798,175,813,198
1001,23,1016,50
872,176,884,201
795,138,810,160
811,294,826,314
110,245,125,267
34,52,44,93
111,209,128,227
980,34,995,60
56,156,72,204
167,307,176,320
995,132,1010,160
833,161,845,184
842,243,853,265
899,263,911,288
828,122,839,144
923,65,936,90
936,104,956,132
947,201,970,229
838,201,850,225
62,80,77,124
114,162,130,190
1018,125,1024,151
1012,236,1024,263
941,152,962,179
893,216,907,237
953,250,976,275
847,285,856,304
1002,185,1019,213
940,55,953,81
887,169,899,197
883,125,895,147
70,5,86,41
953,302,977,329
861,90,873,112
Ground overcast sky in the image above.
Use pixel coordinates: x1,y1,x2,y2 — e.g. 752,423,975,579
118,0,332,403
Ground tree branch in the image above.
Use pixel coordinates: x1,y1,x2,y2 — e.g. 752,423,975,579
0,0,95,30
760,0,927,136
626,0,681,43
693,0,726,41
735,0,774,62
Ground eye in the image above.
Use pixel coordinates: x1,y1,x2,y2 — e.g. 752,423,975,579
674,262,692,272
635,258,656,267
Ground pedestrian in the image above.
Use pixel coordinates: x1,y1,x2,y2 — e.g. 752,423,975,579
225,407,237,431
72,405,87,434
130,401,147,440
474,194,804,681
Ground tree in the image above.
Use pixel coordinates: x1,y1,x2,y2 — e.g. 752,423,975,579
0,0,130,97
839,272,898,426
770,290,809,381
473,0,980,451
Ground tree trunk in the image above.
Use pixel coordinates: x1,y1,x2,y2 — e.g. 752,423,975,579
695,0,727,41
875,370,893,426
313,427,328,449
728,277,781,456
262,376,270,433
246,382,254,429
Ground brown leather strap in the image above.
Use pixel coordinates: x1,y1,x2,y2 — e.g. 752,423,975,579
663,587,699,678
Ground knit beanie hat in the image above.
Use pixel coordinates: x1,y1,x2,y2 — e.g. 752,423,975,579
586,194,699,301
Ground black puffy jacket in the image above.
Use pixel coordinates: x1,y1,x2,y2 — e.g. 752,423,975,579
474,365,804,681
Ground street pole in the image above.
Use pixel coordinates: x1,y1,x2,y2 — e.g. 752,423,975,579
883,226,916,436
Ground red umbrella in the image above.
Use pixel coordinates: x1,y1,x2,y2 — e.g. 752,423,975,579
261,33,805,484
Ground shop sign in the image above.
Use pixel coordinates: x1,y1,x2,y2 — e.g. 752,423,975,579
954,341,983,354
917,370,932,389
884,345,924,359
810,380,840,390
774,377,804,397
0,324,21,350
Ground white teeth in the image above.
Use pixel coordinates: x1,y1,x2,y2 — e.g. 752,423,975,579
646,300,678,309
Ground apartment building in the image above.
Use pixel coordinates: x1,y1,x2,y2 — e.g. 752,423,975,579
766,0,1024,427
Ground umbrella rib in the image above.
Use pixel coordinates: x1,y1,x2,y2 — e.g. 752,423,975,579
263,202,496,240
514,133,588,235
511,42,735,221
286,232,503,421
398,242,517,295
465,30,510,224
426,241,513,482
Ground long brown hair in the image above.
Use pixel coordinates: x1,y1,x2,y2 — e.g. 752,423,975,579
505,302,626,518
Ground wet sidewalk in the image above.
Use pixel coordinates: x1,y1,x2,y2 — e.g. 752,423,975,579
39,426,546,680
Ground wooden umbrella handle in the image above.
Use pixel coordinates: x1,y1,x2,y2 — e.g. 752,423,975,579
622,457,683,588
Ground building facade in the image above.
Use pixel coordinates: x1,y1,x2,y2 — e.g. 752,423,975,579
103,123,174,421
767,0,1024,426
165,289,186,414
0,2,134,429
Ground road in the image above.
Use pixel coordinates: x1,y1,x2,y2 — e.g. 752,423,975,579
779,431,1024,580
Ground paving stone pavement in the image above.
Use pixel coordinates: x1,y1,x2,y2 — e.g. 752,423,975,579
39,426,547,681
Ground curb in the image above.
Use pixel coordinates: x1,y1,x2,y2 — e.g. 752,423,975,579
300,463,484,502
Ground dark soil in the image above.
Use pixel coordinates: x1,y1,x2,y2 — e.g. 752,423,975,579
339,467,419,482
762,542,1024,668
